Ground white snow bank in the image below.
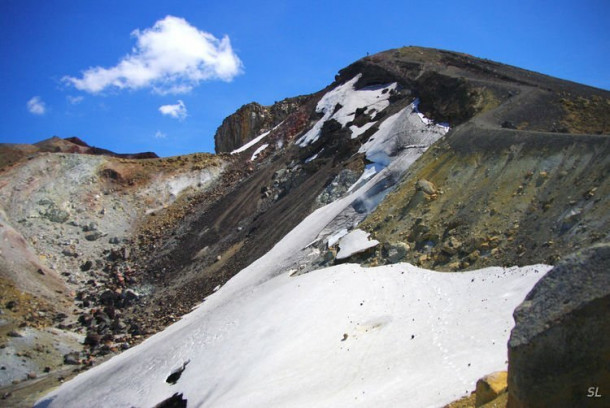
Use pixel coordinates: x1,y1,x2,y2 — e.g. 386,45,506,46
336,229,379,259
231,130,270,154
250,143,269,161
37,262,550,408
358,100,449,167
327,228,348,247
346,163,382,194
37,130,550,407
349,121,376,139
297,74,397,146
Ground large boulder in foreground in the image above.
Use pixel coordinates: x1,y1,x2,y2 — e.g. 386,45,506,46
507,243,610,407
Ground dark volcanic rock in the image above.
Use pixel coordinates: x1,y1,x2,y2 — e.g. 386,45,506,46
507,243,610,408
63,352,81,365
84,331,101,347
85,231,103,241
153,393,187,408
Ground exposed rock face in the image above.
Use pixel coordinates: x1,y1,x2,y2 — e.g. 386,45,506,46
507,243,610,407
214,96,309,153
316,168,360,205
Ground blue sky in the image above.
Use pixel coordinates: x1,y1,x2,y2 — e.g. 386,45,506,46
1,0,608,157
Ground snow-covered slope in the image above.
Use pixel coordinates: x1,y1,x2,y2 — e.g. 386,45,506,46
37,259,549,407
37,141,550,407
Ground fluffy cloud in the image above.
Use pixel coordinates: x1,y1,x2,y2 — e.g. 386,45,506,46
154,130,167,139
63,16,243,94
159,100,187,120
27,96,46,115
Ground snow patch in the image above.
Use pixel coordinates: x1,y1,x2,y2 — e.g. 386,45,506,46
358,100,449,167
349,121,376,139
327,228,348,248
336,229,379,260
296,74,397,146
304,149,324,163
250,143,269,161
231,130,270,154
412,98,450,129
346,163,382,194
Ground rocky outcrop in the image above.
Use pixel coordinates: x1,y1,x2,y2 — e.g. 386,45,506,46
476,371,508,407
507,243,610,407
214,96,309,153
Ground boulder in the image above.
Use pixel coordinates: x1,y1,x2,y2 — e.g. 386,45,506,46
476,371,508,407
441,236,462,255
84,332,101,347
45,208,70,223
416,179,437,195
507,243,610,407
85,231,103,241
63,352,81,365
385,241,410,263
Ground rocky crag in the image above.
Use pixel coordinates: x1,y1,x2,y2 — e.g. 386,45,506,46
507,243,610,408
213,96,310,153
0,46,608,406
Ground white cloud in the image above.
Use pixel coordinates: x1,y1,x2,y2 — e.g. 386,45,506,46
67,95,84,104
159,100,187,120
63,15,243,94
27,96,46,115
154,130,167,139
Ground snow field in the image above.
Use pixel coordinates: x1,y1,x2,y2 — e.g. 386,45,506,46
37,262,550,408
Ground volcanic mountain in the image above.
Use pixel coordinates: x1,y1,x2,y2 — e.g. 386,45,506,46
0,46,607,407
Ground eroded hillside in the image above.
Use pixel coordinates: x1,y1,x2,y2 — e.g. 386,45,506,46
0,148,224,401
361,129,610,270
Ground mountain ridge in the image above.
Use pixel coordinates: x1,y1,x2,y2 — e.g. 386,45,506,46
214,46,609,158
0,46,607,406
